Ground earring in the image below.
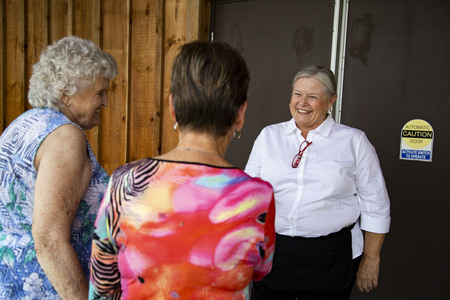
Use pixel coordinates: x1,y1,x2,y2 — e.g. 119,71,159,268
233,130,241,140
174,122,178,130
328,106,334,116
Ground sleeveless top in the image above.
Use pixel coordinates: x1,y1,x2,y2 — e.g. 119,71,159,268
0,108,109,299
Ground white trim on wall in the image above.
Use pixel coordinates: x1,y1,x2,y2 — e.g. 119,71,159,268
330,0,349,124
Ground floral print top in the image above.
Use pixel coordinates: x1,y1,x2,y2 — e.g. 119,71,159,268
89,158,275,300
0,108,109,299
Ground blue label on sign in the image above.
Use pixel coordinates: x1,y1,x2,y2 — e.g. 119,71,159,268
401,149,431,160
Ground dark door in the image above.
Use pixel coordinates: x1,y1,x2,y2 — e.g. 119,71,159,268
342,0,450,299
211,0,335,168
211,0,450,299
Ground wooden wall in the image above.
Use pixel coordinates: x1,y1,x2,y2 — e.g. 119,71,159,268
0,0,210,173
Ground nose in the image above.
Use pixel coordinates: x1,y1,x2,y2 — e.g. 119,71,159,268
102,94,108,107
297,95,307,106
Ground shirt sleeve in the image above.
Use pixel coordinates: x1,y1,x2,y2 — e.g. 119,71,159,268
355,132,391,233
89,176,122,300
244,130,264,178
252,189,276,281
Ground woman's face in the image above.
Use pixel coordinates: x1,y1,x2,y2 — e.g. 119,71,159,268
289,77,336,134
63,77,110,130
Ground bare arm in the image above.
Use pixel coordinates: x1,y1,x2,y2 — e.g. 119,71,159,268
32,124,92,300
356,231,385,292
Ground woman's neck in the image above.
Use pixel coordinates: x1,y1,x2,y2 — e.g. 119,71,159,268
156,130,233,167
179,131,229,156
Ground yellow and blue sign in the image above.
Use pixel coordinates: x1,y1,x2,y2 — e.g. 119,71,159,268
400,119,433,162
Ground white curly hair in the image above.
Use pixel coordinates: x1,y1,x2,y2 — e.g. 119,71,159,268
28,36,118,110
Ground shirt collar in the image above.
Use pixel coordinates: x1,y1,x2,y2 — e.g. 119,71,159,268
285,118,298,135
313,115,335,137
284,115,335,137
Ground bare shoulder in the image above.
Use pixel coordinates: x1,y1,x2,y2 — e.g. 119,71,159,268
45,123,86,145
34,124,88,170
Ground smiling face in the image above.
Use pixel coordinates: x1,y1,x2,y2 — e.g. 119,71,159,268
289,77,336,136
62,77,110,130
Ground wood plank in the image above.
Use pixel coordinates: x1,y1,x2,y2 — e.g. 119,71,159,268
49,0,72,42
5,0,25,126
73,0,100,42
26,0,49,111
185,0,200,41
199,0,211,41
0,0,5,131
73,0,101,159
127,0,161,162
153,0,164,156
100,0,129,173
161,0,184,154
161,0,203,154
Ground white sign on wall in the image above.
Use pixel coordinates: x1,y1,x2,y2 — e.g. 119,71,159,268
399,119,434,162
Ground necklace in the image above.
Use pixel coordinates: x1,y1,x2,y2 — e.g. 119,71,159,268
176,146,223,158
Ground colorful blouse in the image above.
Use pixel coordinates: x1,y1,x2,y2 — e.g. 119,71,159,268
89,159,275,300
0,108,109,299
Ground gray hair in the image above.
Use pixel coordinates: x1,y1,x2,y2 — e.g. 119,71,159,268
292,65,337,97
28,36,118,110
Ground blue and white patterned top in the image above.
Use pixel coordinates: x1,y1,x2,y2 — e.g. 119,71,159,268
0,108,109,299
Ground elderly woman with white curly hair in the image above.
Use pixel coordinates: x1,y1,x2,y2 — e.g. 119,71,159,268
0,36,117,299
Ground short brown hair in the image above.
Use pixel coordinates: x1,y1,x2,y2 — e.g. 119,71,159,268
171,41,250,137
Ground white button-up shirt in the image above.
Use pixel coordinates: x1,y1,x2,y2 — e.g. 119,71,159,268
245,116,391,257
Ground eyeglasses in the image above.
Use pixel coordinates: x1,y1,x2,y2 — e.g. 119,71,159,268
291,141,313,168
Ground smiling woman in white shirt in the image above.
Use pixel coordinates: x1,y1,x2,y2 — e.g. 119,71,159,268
245,65,391,300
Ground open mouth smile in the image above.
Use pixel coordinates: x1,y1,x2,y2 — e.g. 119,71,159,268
297,109,312,114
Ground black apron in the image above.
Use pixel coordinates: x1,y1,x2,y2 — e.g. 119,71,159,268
261,224,355,292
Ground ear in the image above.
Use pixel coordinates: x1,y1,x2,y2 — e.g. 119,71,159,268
169,93,176,122
235,101,248,131
329,94,337,110
61,94,70,105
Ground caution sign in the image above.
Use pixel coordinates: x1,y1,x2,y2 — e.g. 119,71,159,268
400,119,434,162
